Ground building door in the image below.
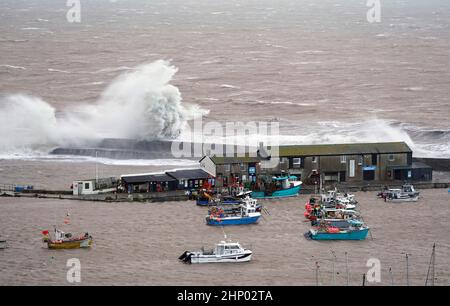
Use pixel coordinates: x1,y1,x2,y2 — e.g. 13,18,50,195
394,170,403,180
349,160,355,177
363,170,375,181
78,182,83,195
339,171,346,182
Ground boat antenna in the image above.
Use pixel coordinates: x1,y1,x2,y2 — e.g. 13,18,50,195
221,226,227,240
425,243,436,286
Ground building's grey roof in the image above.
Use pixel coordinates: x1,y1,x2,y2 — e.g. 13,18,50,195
387,162,432,170
121,173,176,184
201,142,412,164
166,168,210,180
278,142,412,157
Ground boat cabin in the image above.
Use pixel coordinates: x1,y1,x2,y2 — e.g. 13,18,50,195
215,242,244,256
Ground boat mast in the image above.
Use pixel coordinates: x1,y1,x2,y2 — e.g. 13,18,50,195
95,150,98,185
345,251,349,286
389,267,394,286
315,261,320,286
331,250,336,286
405,253,410,286
425,243,436,286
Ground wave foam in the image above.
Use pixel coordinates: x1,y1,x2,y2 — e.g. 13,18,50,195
0,60,209,153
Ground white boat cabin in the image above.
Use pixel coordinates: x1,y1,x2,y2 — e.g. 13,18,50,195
215,241,245,256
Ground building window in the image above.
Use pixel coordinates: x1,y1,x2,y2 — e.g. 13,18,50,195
281,158,289,165
340,155,347,164
389,154,395,161
372,154,377,165
84,182,90,189
240,163,245,171
293,158,301,169
312,156,317,163
224,164,231,172
358,155,364,165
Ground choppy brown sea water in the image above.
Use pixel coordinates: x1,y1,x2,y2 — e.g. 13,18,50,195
0,189,449,286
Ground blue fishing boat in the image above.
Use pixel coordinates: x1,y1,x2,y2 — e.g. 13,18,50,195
251,175,302,199
311,218,364,229
305,220,369,240
206,197,261,226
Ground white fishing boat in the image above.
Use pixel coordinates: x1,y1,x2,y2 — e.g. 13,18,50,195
386,189,419,202
321,189,357,209
179,240,252,264
378,183,420,200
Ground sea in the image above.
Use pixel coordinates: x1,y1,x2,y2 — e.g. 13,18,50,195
0,0,449,286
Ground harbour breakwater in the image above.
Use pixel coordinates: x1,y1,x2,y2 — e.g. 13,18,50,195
50,138,252,160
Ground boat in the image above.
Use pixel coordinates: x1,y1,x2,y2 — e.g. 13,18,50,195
179,240,252,264
308,207,361,226
42,228,93,249
196,189,217,205
311,218,364,229
304,198,359,222
206,197,261,226
305,221,370,241
378,183,420,200
321,189,357,209
251,175,302,199
0,240,7,249
386,190,419,202
196,190,243,206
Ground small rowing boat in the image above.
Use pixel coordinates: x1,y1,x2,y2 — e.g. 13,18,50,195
42,228,93,249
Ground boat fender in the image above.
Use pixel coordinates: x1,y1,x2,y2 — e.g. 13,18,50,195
326,227,340,233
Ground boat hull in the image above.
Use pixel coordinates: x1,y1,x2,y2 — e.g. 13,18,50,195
251,185,301,199
47,237,93,249
309,228,369,240
191,252,252,263
206,216,260,226
387,196,419,202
